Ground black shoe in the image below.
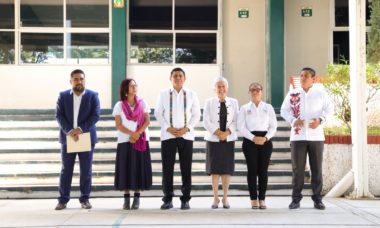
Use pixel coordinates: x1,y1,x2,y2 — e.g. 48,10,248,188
314,201,326,210
160,201,173,210
288,200,300,210
55,203,67,210
123,197,130,210
131,197,140,210
181,201,190,210
81,201,92,209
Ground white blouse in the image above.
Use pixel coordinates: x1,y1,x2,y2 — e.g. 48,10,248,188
237,101,277,141
112,100,151,143
203,97,239,142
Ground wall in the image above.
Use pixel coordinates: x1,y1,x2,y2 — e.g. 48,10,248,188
223,0,267,104
284,0,330,93
0,66,112,109
126,65,219,108
323,144,380,196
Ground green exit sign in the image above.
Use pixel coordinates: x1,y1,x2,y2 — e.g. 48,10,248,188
301,8,313,17
238,8,249,18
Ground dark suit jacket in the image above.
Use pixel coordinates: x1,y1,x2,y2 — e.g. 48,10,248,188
55,89,100,145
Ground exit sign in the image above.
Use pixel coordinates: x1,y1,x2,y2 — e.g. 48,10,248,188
301,8,312,17
238,8,249,18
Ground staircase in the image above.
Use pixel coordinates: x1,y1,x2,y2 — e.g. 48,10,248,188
0,109,311,198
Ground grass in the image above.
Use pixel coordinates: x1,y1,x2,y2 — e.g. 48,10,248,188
324,126,380,136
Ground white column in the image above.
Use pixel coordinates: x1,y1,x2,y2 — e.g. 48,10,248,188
349,0,372,198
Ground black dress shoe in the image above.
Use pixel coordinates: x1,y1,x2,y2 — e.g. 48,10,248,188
160,201,173,210
288,200,300,210
314,201,326,210
131,197,140,210
55,203,67,210
181,201,190,210
81,201,92,209
123,197,130,210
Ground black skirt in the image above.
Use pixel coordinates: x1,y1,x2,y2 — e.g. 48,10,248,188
114,142,152,191
206,141,235,175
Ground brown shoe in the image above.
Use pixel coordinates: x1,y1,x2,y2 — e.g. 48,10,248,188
251,200,259,209
259,200,267,209
55,203,67,210
81,201,92,209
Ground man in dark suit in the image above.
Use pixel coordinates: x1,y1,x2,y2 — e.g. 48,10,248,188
55,69,100,210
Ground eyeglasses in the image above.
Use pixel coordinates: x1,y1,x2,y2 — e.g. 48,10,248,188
249,88,262,92
129,84,138,88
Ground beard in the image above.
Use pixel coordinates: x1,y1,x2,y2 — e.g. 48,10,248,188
73,85,84,93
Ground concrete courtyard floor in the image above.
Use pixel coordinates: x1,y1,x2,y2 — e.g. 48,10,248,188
0,196,379,228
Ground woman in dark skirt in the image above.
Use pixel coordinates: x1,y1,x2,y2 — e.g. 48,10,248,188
237,82,277,209
203,76,239,209
112,79,152,210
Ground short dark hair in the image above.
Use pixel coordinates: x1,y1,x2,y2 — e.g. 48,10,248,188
301,67,316,77
170,67,186,77
119,78,136,101
70,69,85,78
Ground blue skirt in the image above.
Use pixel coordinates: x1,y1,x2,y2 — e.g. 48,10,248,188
114,142,152,191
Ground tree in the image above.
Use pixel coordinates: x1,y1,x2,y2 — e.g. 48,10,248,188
367,0,380,63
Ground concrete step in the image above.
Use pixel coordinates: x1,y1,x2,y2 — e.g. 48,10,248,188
0,162,298,177
0,174,310,187
0,140,292,151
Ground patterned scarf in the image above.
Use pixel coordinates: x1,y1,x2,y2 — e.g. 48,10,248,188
121,96,146,152
290,92,301,135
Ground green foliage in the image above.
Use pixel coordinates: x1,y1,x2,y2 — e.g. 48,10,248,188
322,63,380,132
324,126,380,136
367,0,380,63
131,48,172,64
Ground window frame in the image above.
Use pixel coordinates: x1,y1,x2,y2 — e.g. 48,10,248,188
330,0,371,64
127,0,222,65
1,0,111,66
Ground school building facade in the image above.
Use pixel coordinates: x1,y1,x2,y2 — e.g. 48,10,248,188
0,0,365,109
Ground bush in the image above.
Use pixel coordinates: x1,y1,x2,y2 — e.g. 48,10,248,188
321,63,380,132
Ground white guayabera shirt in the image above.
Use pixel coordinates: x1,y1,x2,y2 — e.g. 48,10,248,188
280,85,334,141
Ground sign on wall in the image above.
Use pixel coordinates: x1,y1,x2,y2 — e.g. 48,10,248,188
114,0,124,8
301,7,313,17
238,8,249,18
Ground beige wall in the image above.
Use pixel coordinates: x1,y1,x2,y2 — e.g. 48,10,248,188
223,0,267,104
0,66,111,109
284,0,331,92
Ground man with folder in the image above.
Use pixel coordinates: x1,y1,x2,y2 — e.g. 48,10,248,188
55,69,100,210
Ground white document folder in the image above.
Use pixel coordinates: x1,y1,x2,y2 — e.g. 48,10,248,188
66,132,91,153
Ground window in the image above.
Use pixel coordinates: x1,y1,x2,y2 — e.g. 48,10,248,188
67,33,109,64
0,0,109,65
131,33,173,63
333,0,371,63
20,0,63,27
66,0,109,27
0,0,14,29
21,33,64,64
129,0,219,64
0,32,14,64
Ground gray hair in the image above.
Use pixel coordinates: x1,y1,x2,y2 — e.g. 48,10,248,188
248,82,263,90
213,76,229,88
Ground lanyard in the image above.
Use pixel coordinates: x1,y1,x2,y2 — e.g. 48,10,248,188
169,89,187,128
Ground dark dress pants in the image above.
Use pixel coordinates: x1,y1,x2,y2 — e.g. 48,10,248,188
161,138,193,203
290,141,324,202
58,144,94,204
242,138,273,200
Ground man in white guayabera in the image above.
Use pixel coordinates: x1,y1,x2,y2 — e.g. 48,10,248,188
281,67,334,210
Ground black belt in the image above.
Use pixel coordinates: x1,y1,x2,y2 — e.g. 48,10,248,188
251,131,267,137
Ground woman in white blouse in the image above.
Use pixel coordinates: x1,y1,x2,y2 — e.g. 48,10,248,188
203,77,239,209
237,82,277,209
112,79,152,210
